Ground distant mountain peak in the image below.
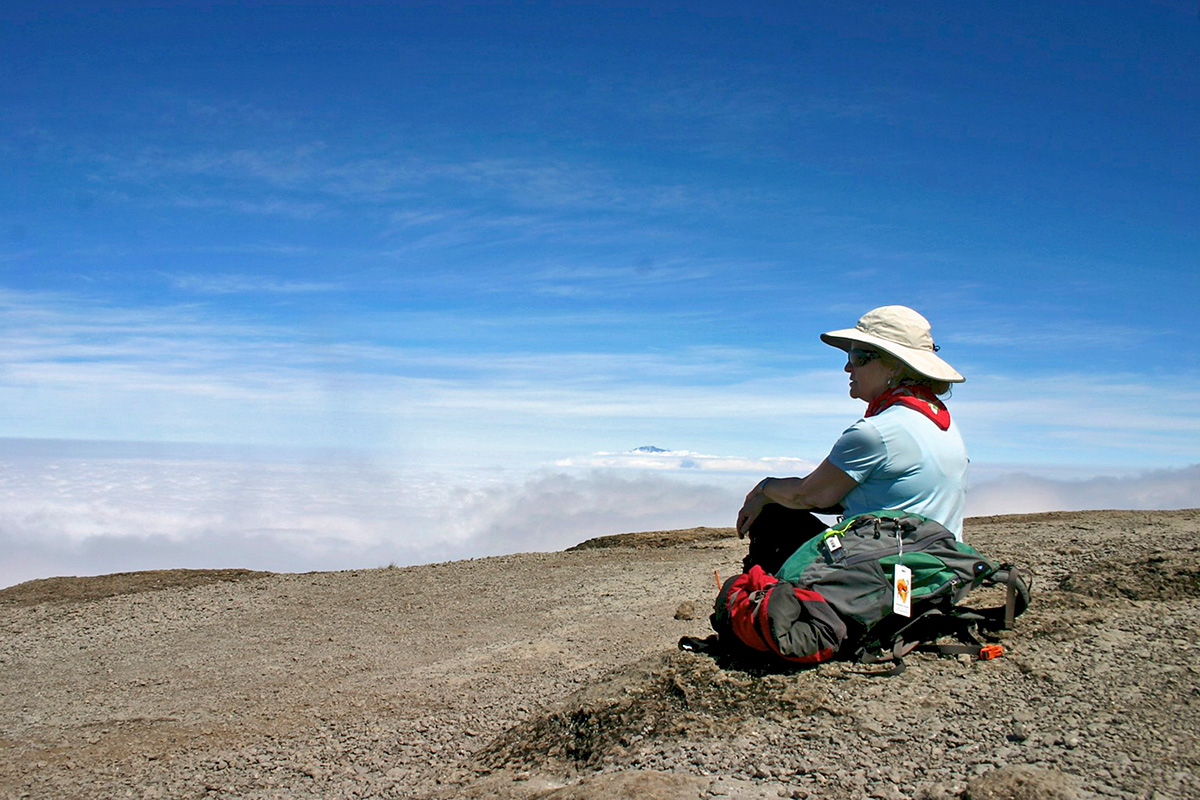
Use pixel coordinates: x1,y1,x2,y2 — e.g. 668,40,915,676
632,445,669,453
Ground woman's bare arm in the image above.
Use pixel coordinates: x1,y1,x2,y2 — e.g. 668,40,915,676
736,459,857,537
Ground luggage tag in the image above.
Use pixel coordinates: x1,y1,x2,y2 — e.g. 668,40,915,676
822,534,846,563
892,563,912,617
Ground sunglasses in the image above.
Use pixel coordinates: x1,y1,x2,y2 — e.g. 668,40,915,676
846,348,882,367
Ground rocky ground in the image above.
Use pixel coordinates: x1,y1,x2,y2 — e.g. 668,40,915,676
1,509,1198,799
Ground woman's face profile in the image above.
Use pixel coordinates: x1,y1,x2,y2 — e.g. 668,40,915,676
844,347,894,402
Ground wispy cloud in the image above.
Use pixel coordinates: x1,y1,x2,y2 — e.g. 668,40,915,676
184,244,315,256
3,285,1196,466
167,273,343,295
944,313,1156,352
102,143,641,212
119,144,329,188
170,195,326,219
0,248,37,262
555,446,819,475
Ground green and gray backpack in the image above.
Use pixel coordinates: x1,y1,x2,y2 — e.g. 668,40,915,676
710,511,1030,672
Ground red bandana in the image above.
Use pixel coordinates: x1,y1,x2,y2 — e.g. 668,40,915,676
865,384,951,430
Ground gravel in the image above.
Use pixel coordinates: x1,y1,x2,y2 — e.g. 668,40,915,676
2,510,1199,799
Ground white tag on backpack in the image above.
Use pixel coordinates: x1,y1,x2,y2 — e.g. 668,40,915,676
892,564,912,617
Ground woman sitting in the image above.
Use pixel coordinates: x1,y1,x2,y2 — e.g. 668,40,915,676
736,305,967,575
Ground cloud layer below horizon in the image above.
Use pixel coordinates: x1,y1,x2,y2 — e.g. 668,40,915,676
2,446,1195,590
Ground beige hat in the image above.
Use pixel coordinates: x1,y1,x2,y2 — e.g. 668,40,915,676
821,305,964,383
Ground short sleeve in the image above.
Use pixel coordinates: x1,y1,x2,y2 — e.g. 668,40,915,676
827,419,887,484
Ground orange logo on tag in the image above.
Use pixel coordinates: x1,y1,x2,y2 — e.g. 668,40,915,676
896,578,909,602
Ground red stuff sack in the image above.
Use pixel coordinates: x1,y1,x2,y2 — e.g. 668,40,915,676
712,565,848,664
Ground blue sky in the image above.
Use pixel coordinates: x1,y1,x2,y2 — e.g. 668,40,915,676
1,1,1197,585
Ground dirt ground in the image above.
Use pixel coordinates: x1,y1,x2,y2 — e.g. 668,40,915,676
2,509,1198,800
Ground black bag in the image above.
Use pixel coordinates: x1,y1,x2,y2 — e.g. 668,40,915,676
741,504,832,575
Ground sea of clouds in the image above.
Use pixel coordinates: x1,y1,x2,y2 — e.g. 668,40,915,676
2,443,1197,589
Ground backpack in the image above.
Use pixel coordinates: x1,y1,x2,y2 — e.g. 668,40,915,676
707,511,1030,673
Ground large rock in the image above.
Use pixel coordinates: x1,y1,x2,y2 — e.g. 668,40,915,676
964,765,1077,800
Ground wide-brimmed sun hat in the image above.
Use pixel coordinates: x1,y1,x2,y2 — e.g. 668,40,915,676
821,305,964,383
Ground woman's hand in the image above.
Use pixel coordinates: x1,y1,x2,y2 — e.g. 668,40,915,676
736,479,772,538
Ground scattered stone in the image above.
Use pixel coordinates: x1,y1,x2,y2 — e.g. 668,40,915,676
534,769,708,799
964,765,1077,800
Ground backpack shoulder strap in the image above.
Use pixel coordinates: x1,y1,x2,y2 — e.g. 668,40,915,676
953,565,1031,630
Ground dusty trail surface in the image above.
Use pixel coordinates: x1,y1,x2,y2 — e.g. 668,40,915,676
2,510,1199,799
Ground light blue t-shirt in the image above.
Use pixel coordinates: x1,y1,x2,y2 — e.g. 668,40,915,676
827,405,968,539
